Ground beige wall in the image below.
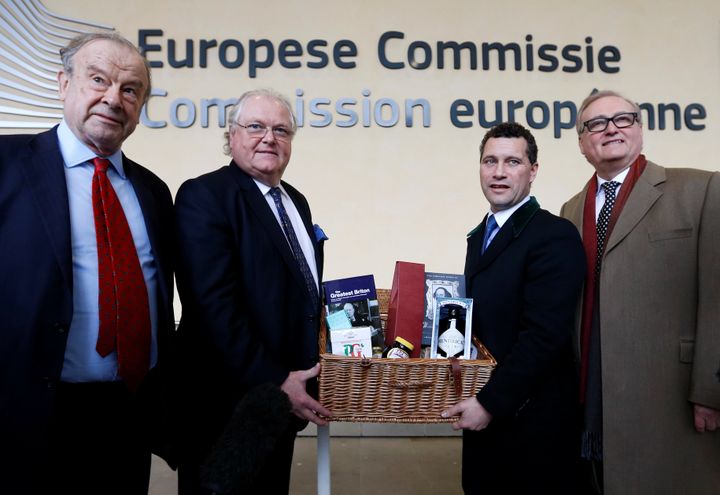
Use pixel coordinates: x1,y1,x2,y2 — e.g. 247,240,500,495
8,0,720,296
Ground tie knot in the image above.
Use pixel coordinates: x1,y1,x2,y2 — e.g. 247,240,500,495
486,215,498,233
601,181,620,197
93,157,111,174
269,186,282,200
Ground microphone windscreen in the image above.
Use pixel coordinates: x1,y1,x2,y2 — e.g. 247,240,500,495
200,382,292,495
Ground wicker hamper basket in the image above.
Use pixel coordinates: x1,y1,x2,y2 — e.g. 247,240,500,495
319,289,496,423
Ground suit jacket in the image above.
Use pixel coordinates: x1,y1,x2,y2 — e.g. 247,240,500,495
0,128,175,489
463,197,585,493
561,161,720,495
174,163,324,458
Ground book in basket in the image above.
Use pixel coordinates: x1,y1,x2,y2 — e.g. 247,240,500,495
323,275,383,356
430,297,473,359
422,272,466,346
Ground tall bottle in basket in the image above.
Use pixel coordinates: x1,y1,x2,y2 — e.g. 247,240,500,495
430,297,473,359
436,305,466,358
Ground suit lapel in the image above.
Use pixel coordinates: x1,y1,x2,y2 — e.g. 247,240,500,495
22,129,72,292
467,198,540,277
474,221,514,272
230,166,311,294
124,157,171,312
605,162,664,254
285,184,323,283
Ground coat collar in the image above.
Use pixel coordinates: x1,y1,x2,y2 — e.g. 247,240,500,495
466,197,540,276
467,196,540,238
124,156,173,314
565,161,664,254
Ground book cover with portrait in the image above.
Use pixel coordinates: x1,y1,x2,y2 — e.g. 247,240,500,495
422,272,466,346
323,275,383,355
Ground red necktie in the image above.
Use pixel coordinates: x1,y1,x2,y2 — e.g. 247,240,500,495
92,157,151,392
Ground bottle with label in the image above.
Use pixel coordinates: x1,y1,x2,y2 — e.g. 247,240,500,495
383,336,414,359
437,306,466,358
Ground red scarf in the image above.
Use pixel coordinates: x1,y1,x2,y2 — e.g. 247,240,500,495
579,154,647,402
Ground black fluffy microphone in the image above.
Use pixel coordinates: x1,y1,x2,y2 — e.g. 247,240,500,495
200,382,292,495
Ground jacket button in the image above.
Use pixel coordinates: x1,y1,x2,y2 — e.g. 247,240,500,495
53,323,67,334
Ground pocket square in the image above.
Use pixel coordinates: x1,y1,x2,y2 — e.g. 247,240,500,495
314,224,329,242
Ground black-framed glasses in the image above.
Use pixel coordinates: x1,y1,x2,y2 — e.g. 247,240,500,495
581,112,638,133
236,123,294,140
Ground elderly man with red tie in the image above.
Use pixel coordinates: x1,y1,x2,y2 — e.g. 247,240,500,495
0,32,174,494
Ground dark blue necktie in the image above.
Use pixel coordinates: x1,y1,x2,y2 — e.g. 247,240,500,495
481,215,498,254
269,187,320,308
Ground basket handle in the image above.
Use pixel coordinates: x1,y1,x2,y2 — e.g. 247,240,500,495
448,357,462,396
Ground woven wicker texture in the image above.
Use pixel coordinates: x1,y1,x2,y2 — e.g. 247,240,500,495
319,348,495,423
319,287,496,423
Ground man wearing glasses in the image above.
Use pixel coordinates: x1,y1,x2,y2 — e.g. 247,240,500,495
174,89,331,494
561,90,720,494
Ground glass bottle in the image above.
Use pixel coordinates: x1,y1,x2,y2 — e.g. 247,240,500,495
437,306,465,358
383,336,414,359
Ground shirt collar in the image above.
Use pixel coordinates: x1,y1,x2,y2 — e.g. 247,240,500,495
57,120,125,177
253,178,286,198
595,166,630,195
487,195,531,229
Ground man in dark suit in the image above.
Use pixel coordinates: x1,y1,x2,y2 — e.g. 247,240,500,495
0,33,174,494
442,122,585,494
175,89,330,494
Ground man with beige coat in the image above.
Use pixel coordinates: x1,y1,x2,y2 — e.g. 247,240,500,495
561,90,720,494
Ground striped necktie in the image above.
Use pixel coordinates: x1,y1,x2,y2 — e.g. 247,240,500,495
481,215,498,254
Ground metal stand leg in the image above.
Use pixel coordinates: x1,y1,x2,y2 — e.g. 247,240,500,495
317,424,331,495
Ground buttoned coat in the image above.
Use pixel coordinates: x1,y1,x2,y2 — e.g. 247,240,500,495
560,161,720,495
463,198,585,493
174,163,324,463
0,128,176,491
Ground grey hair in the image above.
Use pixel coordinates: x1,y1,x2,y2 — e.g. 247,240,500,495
576,90,642,134
223,89,297,155
59,32,152,102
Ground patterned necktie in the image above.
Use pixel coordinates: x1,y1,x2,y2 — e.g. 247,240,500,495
92,157,151,392
269,187,320,308
481,215,498,254
595,181,621,281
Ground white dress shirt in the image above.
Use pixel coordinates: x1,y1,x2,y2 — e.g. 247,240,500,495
253,179,319,290
595,167,630,221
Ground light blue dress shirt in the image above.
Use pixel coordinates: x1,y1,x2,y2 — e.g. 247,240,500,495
57,121,159,382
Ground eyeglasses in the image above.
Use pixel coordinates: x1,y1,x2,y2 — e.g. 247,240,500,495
236,123,294,140
581,112,638,133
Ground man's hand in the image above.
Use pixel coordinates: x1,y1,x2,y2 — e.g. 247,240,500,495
693,404,720,433
442,396,493,431
280,363,331,426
